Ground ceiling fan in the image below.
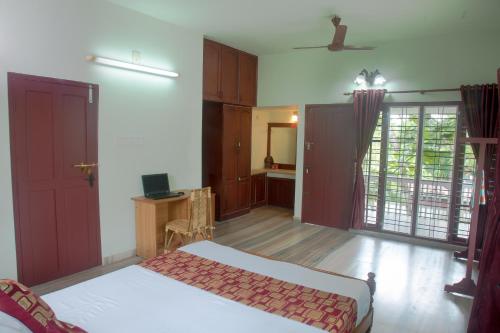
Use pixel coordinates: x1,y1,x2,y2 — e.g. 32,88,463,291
293,16,375,52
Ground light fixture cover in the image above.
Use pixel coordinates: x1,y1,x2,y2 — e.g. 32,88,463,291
354,74,366,85
86,55,179,78
354,69,385,86
373,73,386,85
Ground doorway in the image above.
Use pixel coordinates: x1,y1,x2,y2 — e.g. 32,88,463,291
8,73,101,286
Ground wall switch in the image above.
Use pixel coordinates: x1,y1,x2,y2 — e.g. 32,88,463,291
132,50,141,64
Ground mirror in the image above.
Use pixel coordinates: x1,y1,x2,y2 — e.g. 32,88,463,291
266,123,297,169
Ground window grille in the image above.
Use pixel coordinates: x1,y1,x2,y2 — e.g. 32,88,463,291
362,115,383,226
415,106,458,240
361,103,481,243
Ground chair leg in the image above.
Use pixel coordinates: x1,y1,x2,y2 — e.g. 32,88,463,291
166,231,176,251
163,229,170,251
180,233,189,247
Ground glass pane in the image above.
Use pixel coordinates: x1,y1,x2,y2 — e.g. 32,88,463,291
415,106,458,240
454,143,476,239
383,107,420,234
363,114,383,225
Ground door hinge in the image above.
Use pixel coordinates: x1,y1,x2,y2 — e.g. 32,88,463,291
88,84,93,104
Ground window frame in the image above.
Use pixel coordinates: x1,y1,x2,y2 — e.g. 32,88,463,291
363,101,468,245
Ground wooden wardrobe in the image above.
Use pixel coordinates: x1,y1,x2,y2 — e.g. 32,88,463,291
203,102,252,220
202,38,257,221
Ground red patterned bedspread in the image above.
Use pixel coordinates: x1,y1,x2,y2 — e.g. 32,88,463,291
141,250,357,333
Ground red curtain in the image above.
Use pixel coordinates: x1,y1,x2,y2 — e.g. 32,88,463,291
461,84,499,250
467,75,500,333
351,89,385,229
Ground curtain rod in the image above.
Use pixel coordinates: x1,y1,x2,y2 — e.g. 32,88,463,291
343,88,460,96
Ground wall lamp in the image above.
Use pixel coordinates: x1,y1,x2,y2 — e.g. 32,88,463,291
86,55,179,78
354,69,386,86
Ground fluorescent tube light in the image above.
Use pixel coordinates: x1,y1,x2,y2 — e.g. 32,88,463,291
86,55,179,78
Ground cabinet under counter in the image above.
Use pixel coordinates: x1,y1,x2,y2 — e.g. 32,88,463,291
250,170,295,210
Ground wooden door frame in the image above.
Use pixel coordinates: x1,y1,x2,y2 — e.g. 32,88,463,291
8,72,102,281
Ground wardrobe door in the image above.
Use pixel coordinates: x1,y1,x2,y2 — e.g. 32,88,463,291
221,105,240,216
237,106,252,210
220,46,239,104
238,52,258,106
203,39,221,102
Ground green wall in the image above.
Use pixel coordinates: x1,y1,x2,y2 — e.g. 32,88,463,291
257,31,500,219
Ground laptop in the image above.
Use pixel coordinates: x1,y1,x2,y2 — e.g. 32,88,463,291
142,173,183,200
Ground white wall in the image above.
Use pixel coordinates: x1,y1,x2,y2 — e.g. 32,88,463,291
0,0,203,279
251,107,298,170
257,31,500,219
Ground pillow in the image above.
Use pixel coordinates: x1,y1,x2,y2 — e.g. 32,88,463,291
0,279,86,333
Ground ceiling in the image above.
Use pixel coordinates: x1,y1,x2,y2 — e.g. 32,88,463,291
108,0,500,55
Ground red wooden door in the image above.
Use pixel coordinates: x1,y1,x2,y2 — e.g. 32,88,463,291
302,104,355,229
9,73,101,286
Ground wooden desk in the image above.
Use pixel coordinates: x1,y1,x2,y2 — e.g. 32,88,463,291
132,190,216,259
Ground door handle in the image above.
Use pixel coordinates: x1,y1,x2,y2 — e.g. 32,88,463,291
73,162,98,187
73,162,98,170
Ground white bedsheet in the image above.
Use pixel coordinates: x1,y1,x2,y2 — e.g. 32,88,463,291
42,241,370,333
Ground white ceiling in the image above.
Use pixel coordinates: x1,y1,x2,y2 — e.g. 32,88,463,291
108,0,500,55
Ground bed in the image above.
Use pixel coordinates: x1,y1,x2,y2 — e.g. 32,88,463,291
35,241,375,333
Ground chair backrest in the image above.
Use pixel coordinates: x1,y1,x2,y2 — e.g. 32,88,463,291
188,187,211,232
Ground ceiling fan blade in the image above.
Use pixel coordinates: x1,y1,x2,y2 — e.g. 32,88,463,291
293,45,329,50
343,45,375,50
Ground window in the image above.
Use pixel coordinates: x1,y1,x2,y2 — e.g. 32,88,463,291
362,103,479,243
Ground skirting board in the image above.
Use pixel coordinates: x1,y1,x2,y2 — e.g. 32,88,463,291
349,229,467,252
296,216,466,252
103,249,137,266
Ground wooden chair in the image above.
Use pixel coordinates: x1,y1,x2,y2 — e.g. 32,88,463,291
164,187,214,251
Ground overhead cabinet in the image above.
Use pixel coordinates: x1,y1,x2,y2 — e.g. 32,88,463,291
202,39,258,106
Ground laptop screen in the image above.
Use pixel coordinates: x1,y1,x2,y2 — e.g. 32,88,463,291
142,173,170,196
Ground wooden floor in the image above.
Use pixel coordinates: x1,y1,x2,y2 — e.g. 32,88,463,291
215,207,473,333
34,206,473,333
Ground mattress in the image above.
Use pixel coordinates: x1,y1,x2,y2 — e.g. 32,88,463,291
42,241,370,333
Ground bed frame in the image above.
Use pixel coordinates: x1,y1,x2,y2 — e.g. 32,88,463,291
241,250,377,333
